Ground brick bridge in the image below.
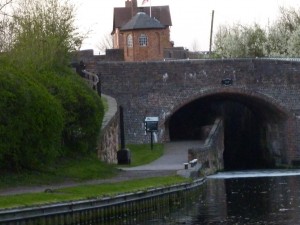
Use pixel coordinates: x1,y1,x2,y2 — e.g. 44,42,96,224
82,56,300,169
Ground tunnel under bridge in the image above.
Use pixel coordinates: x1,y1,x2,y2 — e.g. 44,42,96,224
167,92,287,170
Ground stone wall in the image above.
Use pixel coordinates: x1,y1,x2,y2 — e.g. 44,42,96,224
94,58,300,165
188,119,224,175
97,95,119,164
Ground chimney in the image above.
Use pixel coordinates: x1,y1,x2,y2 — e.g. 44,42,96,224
125,0,138,17
131,0,137,8
125,0,131,8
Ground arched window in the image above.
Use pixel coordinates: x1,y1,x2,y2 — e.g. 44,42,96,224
139,34,148,46
127,34,133,47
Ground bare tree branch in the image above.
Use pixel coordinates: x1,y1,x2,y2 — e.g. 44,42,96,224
96,33,113,54
0,0,13,12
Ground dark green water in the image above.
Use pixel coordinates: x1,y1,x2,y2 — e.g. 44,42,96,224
139,170,300,225
90,170,300,225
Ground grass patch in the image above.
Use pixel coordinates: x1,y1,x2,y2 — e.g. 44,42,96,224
0,155,118,189
0,143,168,209
0,176,189,209
0,143,164,189
126,143,164,167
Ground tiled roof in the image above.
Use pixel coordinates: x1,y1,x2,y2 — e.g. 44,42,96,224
120,12,164,31
113,5,172,32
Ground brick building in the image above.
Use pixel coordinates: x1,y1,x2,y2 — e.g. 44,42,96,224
112,0,174,61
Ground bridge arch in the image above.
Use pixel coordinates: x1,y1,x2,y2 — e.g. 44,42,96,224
164,88,290,170
92,57,300,166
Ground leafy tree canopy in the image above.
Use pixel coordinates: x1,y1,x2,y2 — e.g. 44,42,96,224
213,6,300,58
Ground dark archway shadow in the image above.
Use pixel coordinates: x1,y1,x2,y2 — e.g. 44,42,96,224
168,93,287,171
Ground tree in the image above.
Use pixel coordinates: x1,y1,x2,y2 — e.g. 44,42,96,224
214,6,300,58
287,26,300,56
265,7,300,56
0,0,14,52
96,33,113,54
214,23,267,58
7,0,83,72
0,0,12,11
214,25,244,58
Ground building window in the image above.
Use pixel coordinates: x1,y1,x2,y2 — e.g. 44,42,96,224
139,34,148,46
127,34,133,47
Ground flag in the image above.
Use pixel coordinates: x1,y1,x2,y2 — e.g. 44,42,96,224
142,0,149,5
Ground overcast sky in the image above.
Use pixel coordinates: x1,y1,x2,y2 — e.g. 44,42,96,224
71,0,300,53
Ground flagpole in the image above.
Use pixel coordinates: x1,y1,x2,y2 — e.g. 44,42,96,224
142,0,152,17
150,0,152,17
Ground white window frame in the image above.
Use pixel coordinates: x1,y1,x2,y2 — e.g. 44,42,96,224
139,34,148,47
127,34,133,47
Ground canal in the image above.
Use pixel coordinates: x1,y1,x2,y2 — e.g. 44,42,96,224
135,170,300,225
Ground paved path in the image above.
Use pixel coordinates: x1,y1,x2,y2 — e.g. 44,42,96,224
124,141,203,171
0,141,202,196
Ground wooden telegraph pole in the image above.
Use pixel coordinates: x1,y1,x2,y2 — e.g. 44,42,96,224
209,10,215,55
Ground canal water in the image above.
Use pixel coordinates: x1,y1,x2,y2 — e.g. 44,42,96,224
137,169,300,225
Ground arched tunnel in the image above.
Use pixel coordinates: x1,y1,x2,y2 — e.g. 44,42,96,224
168,93,287,171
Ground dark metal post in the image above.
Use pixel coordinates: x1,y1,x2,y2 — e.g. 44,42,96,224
120,106,125,149
150,131,153,150
117,106,131,164
96,73,101,98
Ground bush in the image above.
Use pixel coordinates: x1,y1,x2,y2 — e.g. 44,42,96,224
0,0,104,172
0,62,104,171
0,66,64,171
35,71,104,155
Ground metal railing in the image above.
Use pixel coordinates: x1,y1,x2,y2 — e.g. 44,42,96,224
0,178,205,224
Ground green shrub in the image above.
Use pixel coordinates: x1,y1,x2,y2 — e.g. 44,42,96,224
0,61,104,171
0,67,64,171
33,71,104,155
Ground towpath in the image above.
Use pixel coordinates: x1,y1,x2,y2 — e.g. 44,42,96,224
0,95,202,196
0,141,201,196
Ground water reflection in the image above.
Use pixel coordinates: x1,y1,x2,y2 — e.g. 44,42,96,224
89,171,300,224
195,176,300,224
140,170,300,225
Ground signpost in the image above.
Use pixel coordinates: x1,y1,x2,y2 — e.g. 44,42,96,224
144,117,159,150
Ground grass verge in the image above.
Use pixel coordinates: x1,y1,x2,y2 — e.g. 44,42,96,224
126,143,164,167
0,144,163,189
0,143,174,209
0,155,118,189
0,176,189,209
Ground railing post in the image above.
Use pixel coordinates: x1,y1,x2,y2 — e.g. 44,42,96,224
96,73,101,97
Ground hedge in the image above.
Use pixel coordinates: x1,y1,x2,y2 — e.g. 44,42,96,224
0,62,104,171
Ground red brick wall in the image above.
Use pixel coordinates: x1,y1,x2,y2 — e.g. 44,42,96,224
122,28,172,61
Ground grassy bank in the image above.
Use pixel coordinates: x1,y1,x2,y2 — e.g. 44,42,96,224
0,176,189,209
0,143,175,209
0,144,163,189
0,155,119,189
